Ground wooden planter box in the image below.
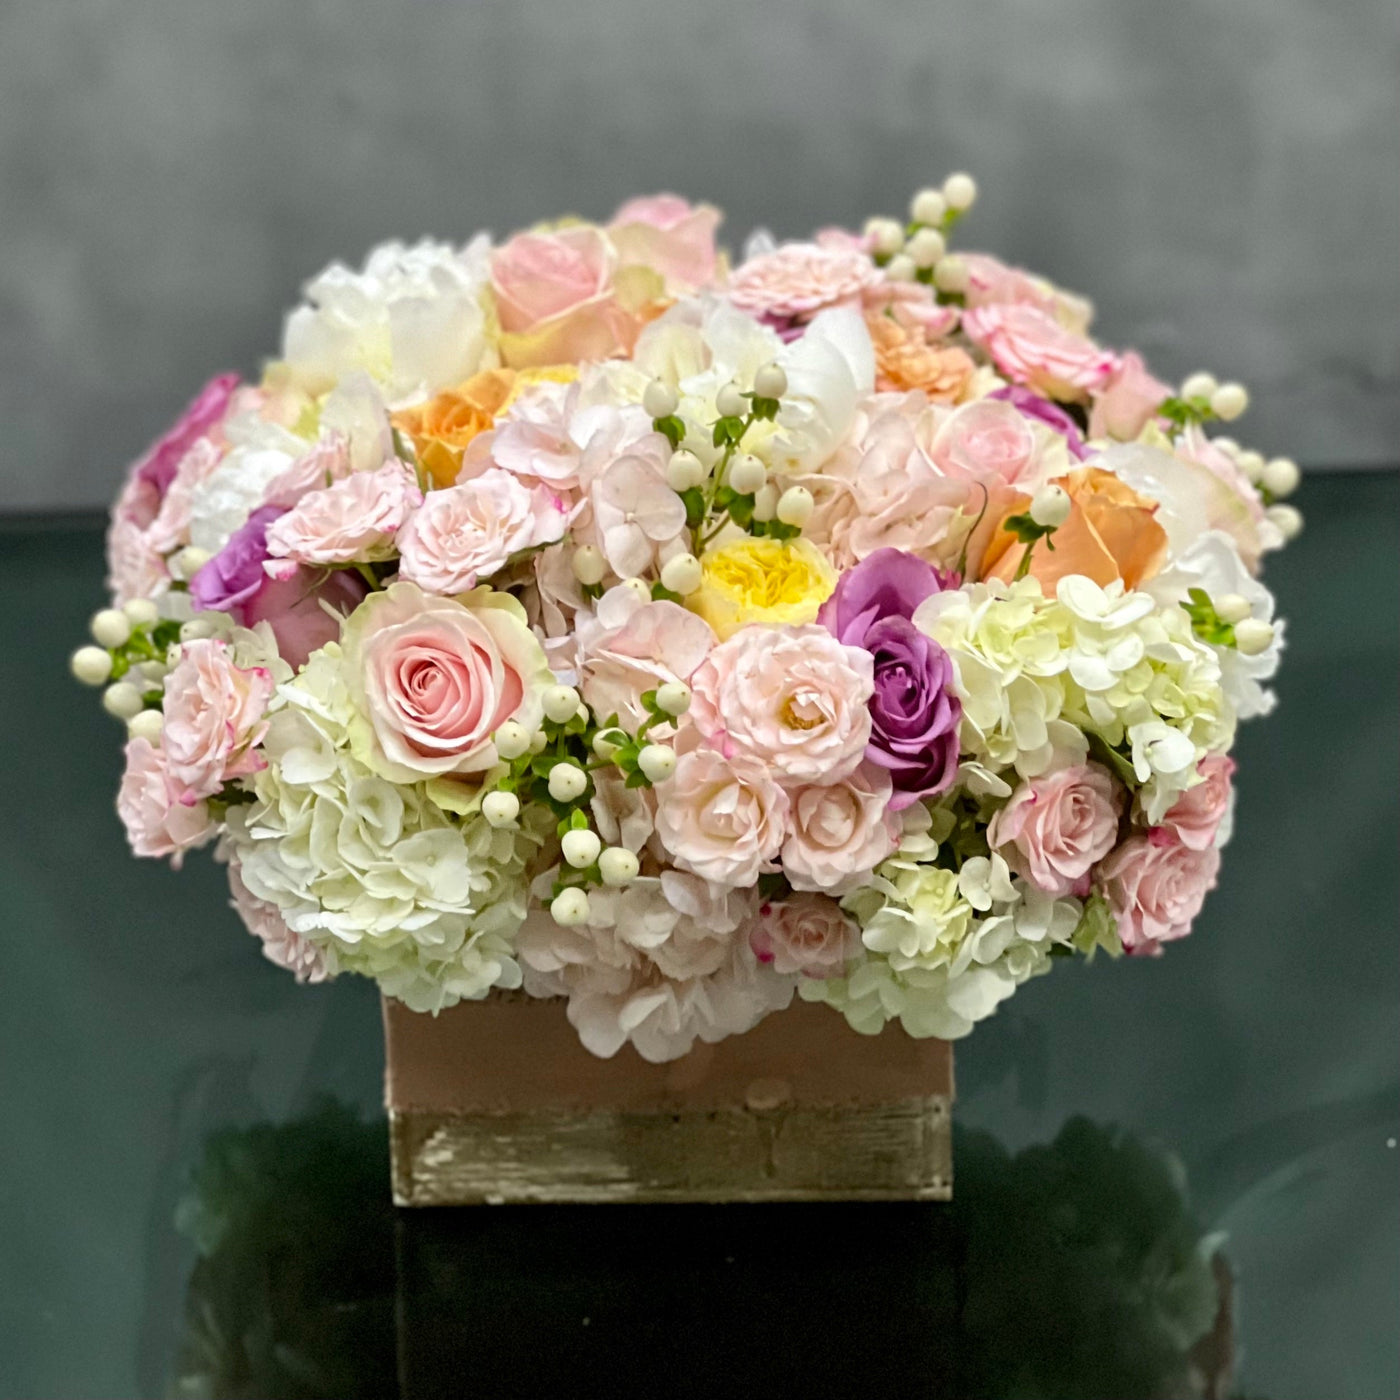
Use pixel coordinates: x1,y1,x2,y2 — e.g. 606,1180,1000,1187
384,996,953,1205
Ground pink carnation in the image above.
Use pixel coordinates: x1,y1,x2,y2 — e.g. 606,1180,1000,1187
1153,755,1235,852
961,303,1117,403
728,243,877,323
750,893,861,978
116,738,215,866
781,764,897,894
1097,835,1220,954
264,460,421,570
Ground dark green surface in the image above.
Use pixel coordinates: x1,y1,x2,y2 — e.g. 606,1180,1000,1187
1,473,1396,1399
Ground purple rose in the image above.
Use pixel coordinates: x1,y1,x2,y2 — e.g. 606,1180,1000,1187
190,505,287,612
818,549,962,809
990,385,1090,460
133,372,240,497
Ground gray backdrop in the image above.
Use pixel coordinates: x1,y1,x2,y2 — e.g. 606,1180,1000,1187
1,0,1395,512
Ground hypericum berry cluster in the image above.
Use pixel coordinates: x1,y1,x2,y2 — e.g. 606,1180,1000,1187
863,172,978,300
1181,589,1276,655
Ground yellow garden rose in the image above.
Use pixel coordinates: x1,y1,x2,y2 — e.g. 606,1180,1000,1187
686,537,837,640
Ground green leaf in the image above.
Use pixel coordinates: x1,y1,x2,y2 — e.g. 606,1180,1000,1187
1086,731,1139,789
655,414,685,448
727,493,755,527
569,808,590,831
624,769,651,789
757,872,792,903
681,487,706,528
650,582,683,604
639,688,659,713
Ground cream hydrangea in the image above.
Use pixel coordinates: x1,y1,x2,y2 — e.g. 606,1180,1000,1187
222,644,548,1011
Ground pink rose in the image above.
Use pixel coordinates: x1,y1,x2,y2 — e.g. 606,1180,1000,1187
129,371,240,497
341,581,552,781
689,625,874,786
1154,755,1235,852
116,738,215,866
146,437,225,555
961,253,1094,334
608,194,721,294
264,460,421,570
1097,835,1221,954
397,468,569,595
929,398,1048,488
781,763,897,894
261,433,357,509
1088,352,1171,442
727,243,877,324
228,860,328,983
989,763,1124,897
490,225,639,368
161,639,275,802
750,893,860,977
654,745,789,886
241,567,368,671
961,303,1117,403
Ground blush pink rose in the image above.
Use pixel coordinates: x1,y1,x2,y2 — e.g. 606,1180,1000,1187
341,581,552,781
397,468,569,595
130,371,241,497
161,639,275,802
961,253,1094,334
781,763,897,894
241,567,369,671
961,303,1118,403
1088,351,1171,442
928,398,1047,487
261,433,358,510
608,194,721,294
490,225,638,368
988,762,1124,897
654,745,788,887
750,893,861,978
689,625,874,787
227,860,328,983
1097,835,1221,953
1153,755,1235,852
727,243,878,323
116,738,215,866
264,460,421,570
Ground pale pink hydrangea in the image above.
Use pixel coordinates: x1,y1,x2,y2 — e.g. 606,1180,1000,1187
1097,835,1220,953
961,303,1117,402
585,448,688,578
688,625,874,786
228,860,329,983
780,763,897,894
1152,755,1235,851
750,893,861,978
263,459,421,569
116,738,215,866
728,242,878,323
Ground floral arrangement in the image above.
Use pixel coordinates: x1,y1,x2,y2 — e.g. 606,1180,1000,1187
76,176,1301,1063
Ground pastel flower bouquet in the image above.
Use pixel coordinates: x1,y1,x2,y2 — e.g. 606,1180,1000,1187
79,175,1301,1074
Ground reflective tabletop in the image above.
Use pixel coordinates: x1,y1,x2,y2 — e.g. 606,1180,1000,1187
2,471,1396,1400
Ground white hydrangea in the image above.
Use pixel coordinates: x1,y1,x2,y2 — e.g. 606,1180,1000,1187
916,575,1233,823
280,236,495,407
186,415,306,554
222,645,546,1012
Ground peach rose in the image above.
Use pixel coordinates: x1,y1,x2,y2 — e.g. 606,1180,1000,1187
608,194,721,294
689,624,874,786
1153,755,1234,851
982,466,1168,592
654,745,789,887
781,763,897,894
116,738,215,866
264,460,421,569
341,581,552,781
391,368,517,488
961,303,1116,402
161,638,275,802
491,225,640,368
396,468,569,595
750,893,861,978
1088,352,1171,442
1097,835,1220,953
988,762,1124,897
866,313,975,401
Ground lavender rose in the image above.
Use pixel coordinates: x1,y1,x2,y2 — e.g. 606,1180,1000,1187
190,505,287,612
818,548,962,809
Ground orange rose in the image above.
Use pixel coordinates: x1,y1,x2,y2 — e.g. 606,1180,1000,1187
866,314,975,402
391,368,517,487
982,466,1167,592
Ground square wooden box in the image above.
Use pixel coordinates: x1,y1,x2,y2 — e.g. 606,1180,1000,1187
384,996,953,1205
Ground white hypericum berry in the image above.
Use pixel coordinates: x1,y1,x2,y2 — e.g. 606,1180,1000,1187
907,227,947,269
1235,450,1266,483
548,762,588,802
1029,484,1072,530
482,790,521,828
598,846,640,887
179,618,215,643
122,598,161,627
1180,371,1218,402
1210,382,1249,421
636,744,676,783
716,382,747,418
591,730,623,760
665,449,706,492
911,187,948,226
543,684,582,724
1261,457,1301,497
660,553,703,596
1233,618,1275,656
1266,503,1303,541
90,608,132,649
753,362,788,400
933,256,969,294
550,887,591,927
863,216,905,258
102,682,144,721
654,681,691,717
776,485,814,528
728,453,767,495
571,545,606,587
1214,593,1253,626
942,172,978,212
642,379,679,419
884,253,918,283
70,646,113,687
173,545,212,580
127,709,165,744
529,729,549,753
618,577,652,604
752,482,779,522
493,720,532,761
561,828,603,869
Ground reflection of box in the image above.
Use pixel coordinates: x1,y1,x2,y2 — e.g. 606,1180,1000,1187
384,995,953,1205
